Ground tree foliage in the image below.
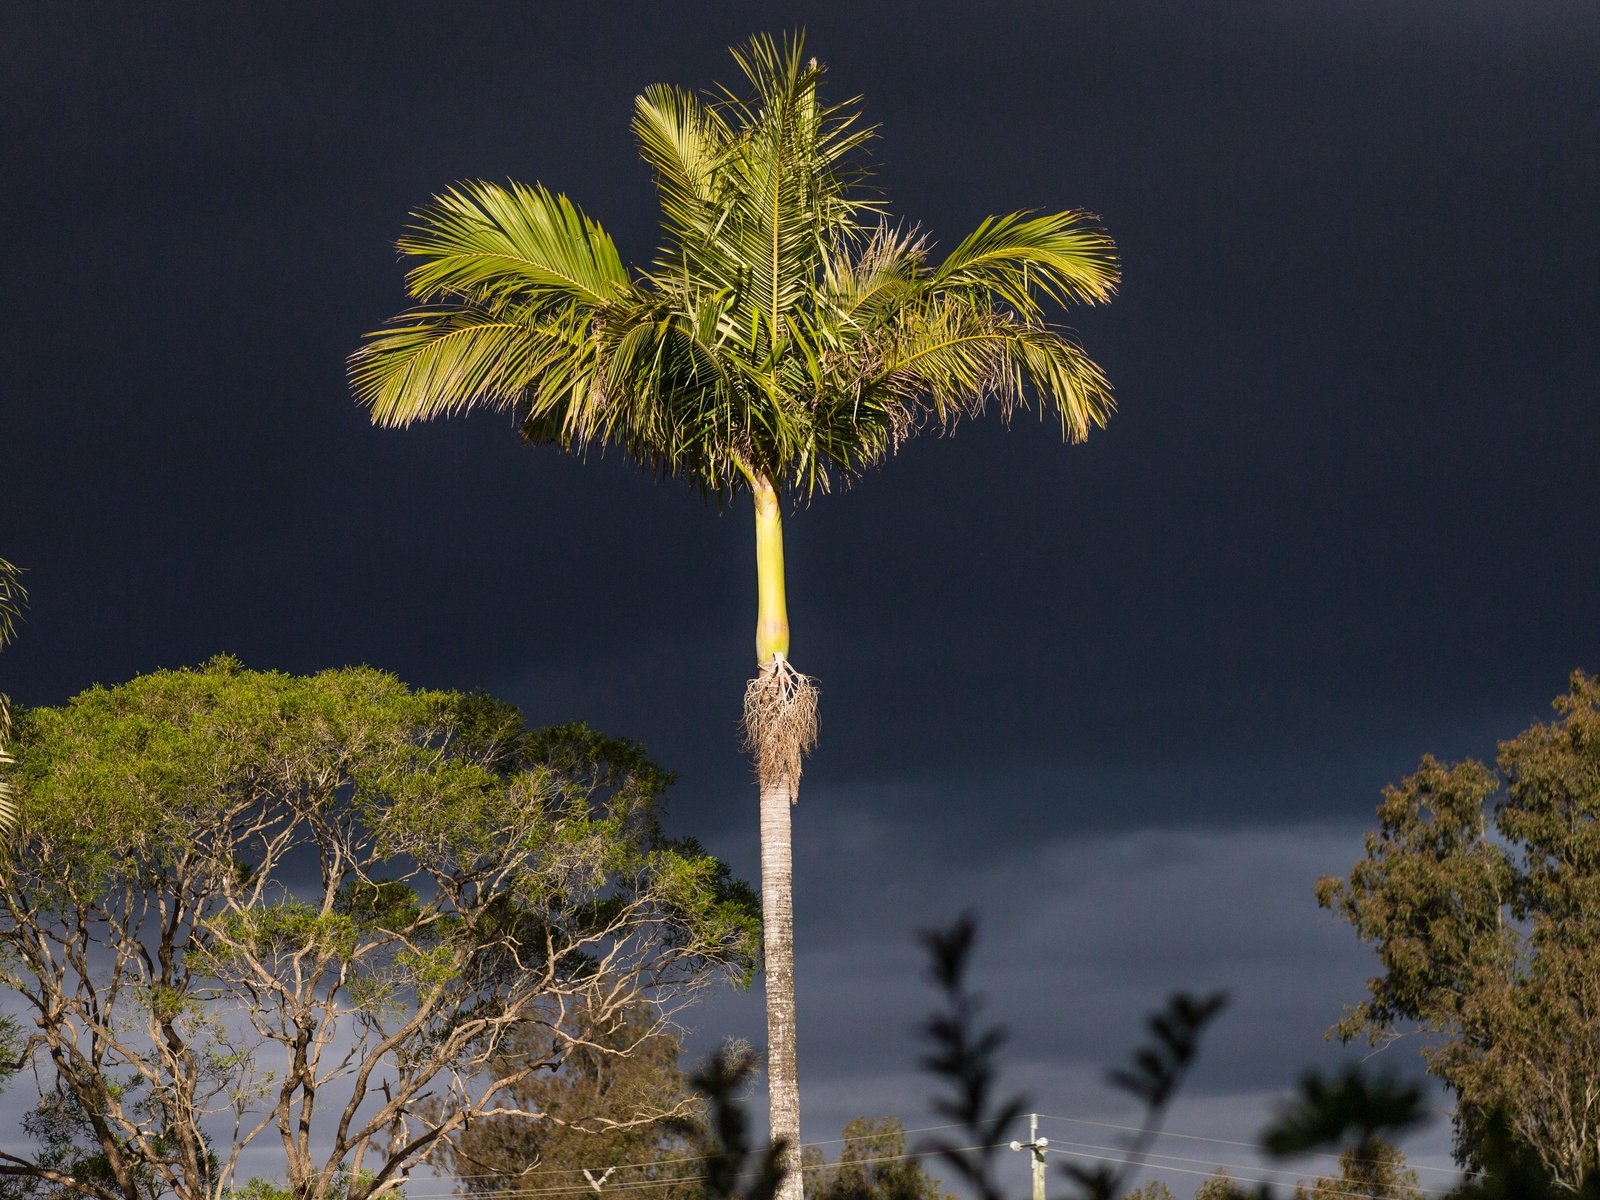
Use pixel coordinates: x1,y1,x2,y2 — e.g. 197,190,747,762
0,659,757,1200
0,557,24,653
1193,1172,1243,1200
1120,1181,1176,1200
1318,671,1600,1189
1290,1140,1421,1200
801,1118,952,1200
429,1001,704,1200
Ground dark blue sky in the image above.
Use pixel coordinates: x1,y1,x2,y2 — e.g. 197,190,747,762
4,2,1598,1190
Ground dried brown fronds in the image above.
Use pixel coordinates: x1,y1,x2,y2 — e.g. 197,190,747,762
741,655,819,798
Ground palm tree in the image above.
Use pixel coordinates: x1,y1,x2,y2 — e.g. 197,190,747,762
0,556,27,832
350,34,1117,1199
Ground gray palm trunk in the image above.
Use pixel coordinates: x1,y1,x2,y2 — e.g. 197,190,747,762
759,769,802,1200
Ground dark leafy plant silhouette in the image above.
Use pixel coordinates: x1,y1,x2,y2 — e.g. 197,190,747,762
681,913,1600,1200
673,1047,786,1200
915,915,1224,1200
916,916,1029,1200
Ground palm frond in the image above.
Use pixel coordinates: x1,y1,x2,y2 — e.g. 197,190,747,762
823,223,928,327
870,302,1114,441
933,210,1119,319
873,301,1013,423
1007,324,1116,442
634,84,731,272
399,181,631,308
0,559,25,834
0,558,25,651
351,303,574,427
693,33,880,362
542,301,760,495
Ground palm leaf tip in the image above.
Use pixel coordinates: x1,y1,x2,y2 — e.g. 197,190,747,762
0,557,26,650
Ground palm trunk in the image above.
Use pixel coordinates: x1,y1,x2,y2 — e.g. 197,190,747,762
759,767,802,1200
750,475,805,1200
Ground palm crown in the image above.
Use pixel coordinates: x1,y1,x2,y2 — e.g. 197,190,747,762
350,33,1118,501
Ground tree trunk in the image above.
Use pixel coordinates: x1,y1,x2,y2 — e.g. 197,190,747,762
760,766,803,1200
750,475,804,1200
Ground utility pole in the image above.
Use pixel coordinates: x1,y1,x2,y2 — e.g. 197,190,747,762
1008,1113,1048,1200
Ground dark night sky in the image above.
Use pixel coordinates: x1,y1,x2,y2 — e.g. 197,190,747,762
4,2,1598,1191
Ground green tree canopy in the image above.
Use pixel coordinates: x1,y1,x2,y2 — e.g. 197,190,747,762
1318,671,1600,1190
0,659,757,1200
1291,1140,1421,1200
801,1118,952,1200
1193,1171,1245,1200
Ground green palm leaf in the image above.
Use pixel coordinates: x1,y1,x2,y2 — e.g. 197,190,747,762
352,304,555,426
933,209,1120,318
400,181,631,307
0,557,24,651
633,84,731,275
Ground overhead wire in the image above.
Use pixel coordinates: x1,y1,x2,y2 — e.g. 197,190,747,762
432,1120,981,1184
1035,1112,1481,1179
1041,1141,1454,1199
396,1141,1006,1200
400,1110,1474,1199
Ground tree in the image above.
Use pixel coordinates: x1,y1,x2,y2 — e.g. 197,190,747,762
1193,1172,1245,1200
0,659,757,1200
1291,1140,1421,1200
801,1118,952,1200
430,1001,705,1200
1317,671,1600,1190
0,555,26,831
349,34,1117,1196
1120,1181,1175,1200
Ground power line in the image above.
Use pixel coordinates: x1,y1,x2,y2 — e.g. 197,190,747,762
406,1110,1474,1199
1034,1112,1480,1179
399,1142,1006,1200
436,1121,980,1184
1043,1144,1452,1200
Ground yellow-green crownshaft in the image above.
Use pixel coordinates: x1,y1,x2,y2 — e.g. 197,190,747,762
753,476,790,665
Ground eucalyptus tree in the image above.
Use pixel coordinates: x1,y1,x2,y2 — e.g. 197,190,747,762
350,34,1118,1194
1,660,756,1200
1319,671,1600,1189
